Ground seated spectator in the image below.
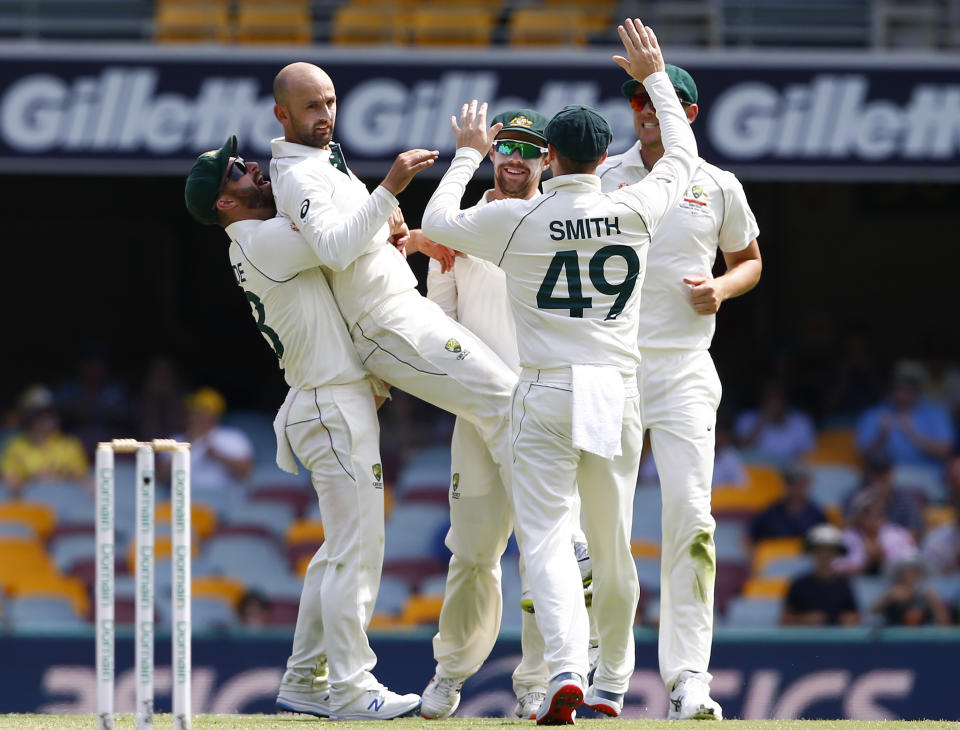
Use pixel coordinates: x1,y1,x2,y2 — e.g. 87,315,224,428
836,488,915,576
872,551,950,626
856,360,954,471
55,346,131,455
750,462,826,542
782,524,859,626
0,385,88,496
922,457,960,574
734,380,816,461
844,452,923,536
137,355,186,441
237,590,272,629
713,421,747,487
160,387,253,491
821,326,884,424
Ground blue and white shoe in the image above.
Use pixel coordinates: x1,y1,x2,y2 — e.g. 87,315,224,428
583,685,624,717
328,684,421,721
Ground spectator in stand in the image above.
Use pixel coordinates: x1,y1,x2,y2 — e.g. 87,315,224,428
137,356,186,441
836,488,915,576
712,420,747,487
237,590,272,629
734,380,816,462
782,524,859,626
922,457,960,574
750,462,826,543
160,387,253,491
872,551,950,627
55,346,131,455
856,360,954,471
820,327,884,424
844,452,922,536
0,385,88,496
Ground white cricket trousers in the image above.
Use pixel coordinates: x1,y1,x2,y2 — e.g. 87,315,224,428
510,367,643,693
638,348,721,688
281,381,385,707
351,290,517,467
432,416,552,697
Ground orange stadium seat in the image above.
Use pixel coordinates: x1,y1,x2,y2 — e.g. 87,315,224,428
924,504,957,531
409,6,494,46
0,538,59,590
285,518,325,546
331,4,399,45
541,0,615,35
126,535,198,574
508,8,588,47
630,539,660,559
399,593,444,625
751,537,804,576
804,428,859,466
741,576,791,600
155,501,218,541
0,502,57,541
233,0,312,45
154,1,230,43
6,573,89,617
192,575,247,608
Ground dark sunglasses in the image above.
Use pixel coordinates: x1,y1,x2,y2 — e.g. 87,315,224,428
226,157,248,181
493,139,548,159
629,93,693,112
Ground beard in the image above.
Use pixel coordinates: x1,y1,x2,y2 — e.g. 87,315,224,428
293,115,334,148
234,184,276,215
494,166,536,198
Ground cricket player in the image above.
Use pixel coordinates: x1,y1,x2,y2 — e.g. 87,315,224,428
422,19,698,725
598,65,762,721
184,135,436,720
416,109,593,721
269,62,518,472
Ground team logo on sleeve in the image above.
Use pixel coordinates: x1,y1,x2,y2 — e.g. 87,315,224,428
444,338,462,353
451,473,460,499
300,199,310,219
372,463,383,486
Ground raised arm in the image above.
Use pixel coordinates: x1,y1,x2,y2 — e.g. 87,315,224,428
610,19,698,233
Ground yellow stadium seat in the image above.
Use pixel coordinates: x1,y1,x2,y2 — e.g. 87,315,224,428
751,537,804,576
285,519,325,546
331,4,399,45
295,552,312,578
7,573,89,616
509,7,588,46
924,505,957,531
824,503,844,526
0,502,57,541
409,6,494,46
154,1,230,43
233,0,312,45
399,594,444,625
741,576,790,600
155,501,218,541
630,539,660,559
0,538,59,590
369,613,401,630
192,575,247,608
804,428,859,466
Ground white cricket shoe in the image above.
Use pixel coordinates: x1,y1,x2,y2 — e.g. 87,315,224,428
536,672,583,726
583,685,624,717
328,684,420,720
668,671,722,720
275,664,330,717
514,690,546,720
420,674,465,719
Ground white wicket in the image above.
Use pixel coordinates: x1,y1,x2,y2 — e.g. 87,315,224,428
96,439,192,730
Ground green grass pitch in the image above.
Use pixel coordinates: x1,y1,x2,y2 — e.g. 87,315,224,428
0,717,957,729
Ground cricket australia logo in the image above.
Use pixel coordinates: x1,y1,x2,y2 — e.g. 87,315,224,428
444,338,470,360
451,473,460,499
372,463,383,487
681,183,710,212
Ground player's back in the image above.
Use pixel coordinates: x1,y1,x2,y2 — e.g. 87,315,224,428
226,217,366,391
494,173,653,375
270,140,417,328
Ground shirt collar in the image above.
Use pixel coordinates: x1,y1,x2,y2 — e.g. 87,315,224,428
625,141,649,172
270,136,334,161
224,218,264,240
479,187,543,206
541,173,602,194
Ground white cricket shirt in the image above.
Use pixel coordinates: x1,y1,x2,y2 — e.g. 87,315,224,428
422,71,698,376
225,217,367,390
598,142,759,350
270,139,417,327
426,189,524,373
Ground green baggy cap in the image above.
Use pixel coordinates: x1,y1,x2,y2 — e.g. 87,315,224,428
620,64,698,104
545,105,612,163
185,135,237,226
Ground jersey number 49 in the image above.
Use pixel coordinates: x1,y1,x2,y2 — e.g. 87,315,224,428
537,244,640,320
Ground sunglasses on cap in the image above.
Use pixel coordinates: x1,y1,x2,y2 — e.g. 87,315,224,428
629,93,693,112
493,139,548,159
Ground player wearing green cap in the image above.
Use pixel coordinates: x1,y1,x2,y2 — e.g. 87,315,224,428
598,63,762,722
422,19,698,725
415,108,595,722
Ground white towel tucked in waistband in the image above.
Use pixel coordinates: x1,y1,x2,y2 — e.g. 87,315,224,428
273,387,301,475
571,365,624,460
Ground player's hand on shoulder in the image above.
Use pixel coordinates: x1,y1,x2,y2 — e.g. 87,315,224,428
683,276,726,315
381,149,440,196
613,18,665,81
450,100,503,155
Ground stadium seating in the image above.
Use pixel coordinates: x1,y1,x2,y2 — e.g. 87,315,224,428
153,0,230,43
805,428,859,465
192,575,247,609
400,593,443,626
331,4,400,45
723,596,781,627
233,0,312,45
751,537,805,575
408,6,495,47
0,502,57,541
191,596,237,631
508,8,588,47
3,596,86,630
374,574,413,617
155,500,218,541
741,576,791,600
807,464,861,509
22,481,94,525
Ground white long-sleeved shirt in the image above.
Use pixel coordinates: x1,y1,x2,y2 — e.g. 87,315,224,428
426,189,523,373
225,217,367,390
421,71,698,376
598,142,759,351
270,139,417,327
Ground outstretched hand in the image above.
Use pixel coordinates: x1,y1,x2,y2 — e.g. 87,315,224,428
381,149,440,196
612,18,664,82
451,100,503,155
